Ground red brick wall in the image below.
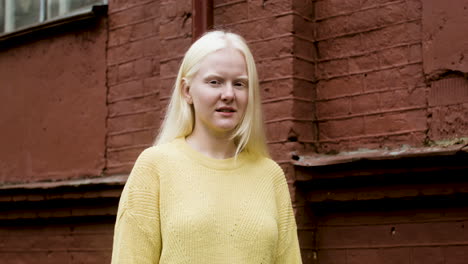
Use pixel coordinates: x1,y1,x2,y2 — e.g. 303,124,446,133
106,0,162,174
315,0,427,153
315,203,468,264
0,218,114,263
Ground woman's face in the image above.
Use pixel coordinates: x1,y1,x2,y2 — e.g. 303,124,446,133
184,48,249,137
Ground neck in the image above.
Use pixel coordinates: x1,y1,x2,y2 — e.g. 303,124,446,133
185,127,237,159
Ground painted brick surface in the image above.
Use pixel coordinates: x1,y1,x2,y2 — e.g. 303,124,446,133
0,219,114,264
314,206,468,264
106,0,161,174
315,0,431,153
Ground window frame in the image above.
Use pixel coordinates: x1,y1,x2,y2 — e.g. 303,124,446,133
0,0,107,41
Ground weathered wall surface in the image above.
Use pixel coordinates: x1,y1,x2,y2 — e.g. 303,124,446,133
0,20,107,183
314,0,427,153
316,204,468,264
422,0,468,142
106,0,162,174
0,219,114,263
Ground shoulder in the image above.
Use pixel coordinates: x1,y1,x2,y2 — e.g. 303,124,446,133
255,156,284,173
129,141,180,175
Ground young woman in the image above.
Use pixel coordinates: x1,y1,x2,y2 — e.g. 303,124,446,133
111,31,302,264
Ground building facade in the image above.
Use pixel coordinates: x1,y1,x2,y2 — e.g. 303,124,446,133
1,0,467,263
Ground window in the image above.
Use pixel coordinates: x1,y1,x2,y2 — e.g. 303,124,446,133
0,0,106,35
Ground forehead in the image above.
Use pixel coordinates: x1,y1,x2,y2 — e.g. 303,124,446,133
197,48,247,76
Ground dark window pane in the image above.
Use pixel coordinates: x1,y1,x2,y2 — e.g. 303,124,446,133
14,0,41,30
0,0,4,33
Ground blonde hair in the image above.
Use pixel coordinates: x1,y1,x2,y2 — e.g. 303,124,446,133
154,30,269,158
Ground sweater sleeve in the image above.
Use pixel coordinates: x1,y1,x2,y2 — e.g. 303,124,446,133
274,165,303,264
111,148,161,264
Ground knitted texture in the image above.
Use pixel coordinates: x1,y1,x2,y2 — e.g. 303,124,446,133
112,138,302,264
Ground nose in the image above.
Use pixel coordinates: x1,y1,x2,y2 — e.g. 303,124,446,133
221,83,234,102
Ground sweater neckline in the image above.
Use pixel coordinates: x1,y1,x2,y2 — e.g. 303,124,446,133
174,137,249,170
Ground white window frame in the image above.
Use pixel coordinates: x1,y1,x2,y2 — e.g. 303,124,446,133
0,0,107,37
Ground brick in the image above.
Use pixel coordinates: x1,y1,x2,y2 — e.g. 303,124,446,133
294,37,316,61
133,57,153,78
317,34,362,59
214,1,248,25
444,246,468,264
408,43,422,63
292,0,314,18
315,0,360,19
293,14,315,38
143,76,160,94
364,110,427,134
160,16,191,38
360,0,402,9
405,0,422,20
317,250,346,264
378,46,409,67
379,87,427,111
316,97,351,119
249,37,293,59
108,26,131,47
160,58,182,78
108,80,144,102
108,5,147,29
317,58,348,79
247,0,291,18
108,94,158,117
319,117,365,139
260,78,294,99
292,121,316,142
348,53,379,74
267,142,296,161
298,229,315,248
293,58,315,81
130,20,156,41
265,120,293,142
108,0,149,13
350,93,380,114
361,24,407,52
160,77,176,98
406,20,421,42
143,36,161,57
349,2,407,33
117,61,135,82
107,65,118,86
228,15,293,41
347,249,380,264
107,112,159,133
364,64,424,92
107,40,145,66
316,74,364,100
257,57,294,80
263,100,293,121
292,79,315,100
317,15,350,40
412,247,444,264
293,99,315,119
107,147,144,168
160,37,191,59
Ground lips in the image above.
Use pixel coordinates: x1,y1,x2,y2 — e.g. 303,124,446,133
215,107,236,113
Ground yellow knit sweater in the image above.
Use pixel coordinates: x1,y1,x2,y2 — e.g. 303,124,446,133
111,138,302,263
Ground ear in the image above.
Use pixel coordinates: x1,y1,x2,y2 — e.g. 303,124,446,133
182,78,192,104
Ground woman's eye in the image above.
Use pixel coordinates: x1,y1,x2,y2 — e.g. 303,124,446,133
208,80,220,86
234,82,247,88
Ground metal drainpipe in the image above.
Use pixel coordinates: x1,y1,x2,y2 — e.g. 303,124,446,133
192,0,213,42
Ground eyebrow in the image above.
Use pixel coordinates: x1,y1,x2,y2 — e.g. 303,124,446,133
203,74,248,81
